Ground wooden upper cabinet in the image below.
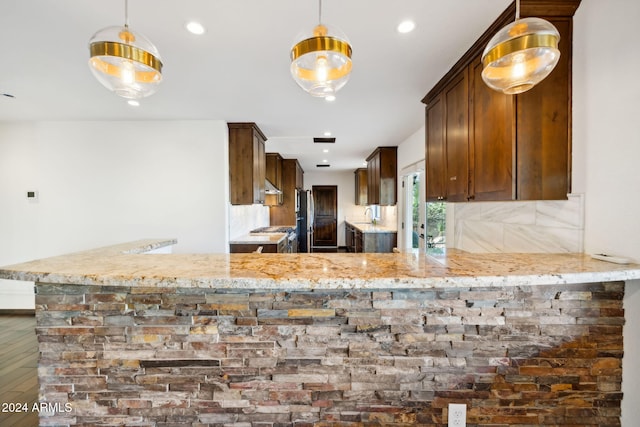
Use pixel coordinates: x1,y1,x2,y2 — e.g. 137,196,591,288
444,68,470,203
515,16,572,200
228,122,267,205
366,146,397,206
354,168,368,206
269,159,303,226
425,96,446,201
295,161,304,190
469,55,515,201
265,153,283,206
422,0,579,202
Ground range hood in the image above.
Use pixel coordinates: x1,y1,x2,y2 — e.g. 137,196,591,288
265,178,282,195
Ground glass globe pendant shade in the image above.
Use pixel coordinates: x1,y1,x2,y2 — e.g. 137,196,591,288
481,17,560,95
290,24,352,98
88,25,163,99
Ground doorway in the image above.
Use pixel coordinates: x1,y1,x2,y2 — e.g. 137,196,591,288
312,185,338,252
401,169,426,252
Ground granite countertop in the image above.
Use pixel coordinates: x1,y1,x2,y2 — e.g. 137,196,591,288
229,233,287,245
1,239,639,290
346,220,397,233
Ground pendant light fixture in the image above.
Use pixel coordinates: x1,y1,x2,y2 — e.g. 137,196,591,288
481,0,560,95
88,0,163,99
290,0,352,99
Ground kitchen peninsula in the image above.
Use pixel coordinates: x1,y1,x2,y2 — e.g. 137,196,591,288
1,239,638,426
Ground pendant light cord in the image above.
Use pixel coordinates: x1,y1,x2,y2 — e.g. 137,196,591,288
515,0,520,20
318,0,323,25
124,0,129,28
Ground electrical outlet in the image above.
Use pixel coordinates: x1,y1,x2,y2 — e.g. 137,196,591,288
448,403,466,427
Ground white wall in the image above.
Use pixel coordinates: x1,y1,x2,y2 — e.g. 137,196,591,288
304,170,361,247
572,1,640,424
0,120,229,308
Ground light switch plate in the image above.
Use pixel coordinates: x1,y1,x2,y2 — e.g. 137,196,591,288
448,403,466,427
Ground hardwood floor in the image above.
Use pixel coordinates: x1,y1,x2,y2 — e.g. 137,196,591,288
0,315,39,427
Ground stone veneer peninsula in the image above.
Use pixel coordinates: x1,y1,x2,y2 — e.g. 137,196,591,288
1,239,639,427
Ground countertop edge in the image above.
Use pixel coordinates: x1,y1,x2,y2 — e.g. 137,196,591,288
2,239,640,290
2,270,640,290
345,220,398,234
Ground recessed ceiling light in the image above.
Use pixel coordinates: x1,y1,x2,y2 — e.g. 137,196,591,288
322,149,329,153
397,20,416,34
323,131,331,137
325,95,336,102
127,100,140,107
322,159,328,163
185,21,206,35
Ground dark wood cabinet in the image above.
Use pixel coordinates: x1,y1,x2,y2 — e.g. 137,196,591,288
469,56,515,201
355,229,363,253
345,223,355,252
265,153,283,206
344,223,396,253
366,147,397,206
425,96,446,201
354,168,368,206
295,161,304,190
443,69,470,202
515,16,572,200
270,159,304,226
228,122,267,205
423,0,579,202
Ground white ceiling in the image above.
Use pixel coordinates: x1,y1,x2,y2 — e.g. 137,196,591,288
0,0,511,173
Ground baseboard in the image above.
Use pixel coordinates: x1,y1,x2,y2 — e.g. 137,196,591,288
0,309,35,315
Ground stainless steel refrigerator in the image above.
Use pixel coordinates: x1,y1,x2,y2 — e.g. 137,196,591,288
296,190,314,253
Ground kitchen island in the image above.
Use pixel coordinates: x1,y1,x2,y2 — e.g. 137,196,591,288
345,220,398,253
1,239,638,426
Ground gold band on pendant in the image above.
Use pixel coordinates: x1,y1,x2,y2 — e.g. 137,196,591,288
482,33,559,67
291,36,352,61
90,41,163,73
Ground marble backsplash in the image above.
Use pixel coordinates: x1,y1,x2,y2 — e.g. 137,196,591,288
228,204,270,239
450,194,584,253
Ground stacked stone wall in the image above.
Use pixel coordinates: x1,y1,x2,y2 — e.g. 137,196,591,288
34,281,624,426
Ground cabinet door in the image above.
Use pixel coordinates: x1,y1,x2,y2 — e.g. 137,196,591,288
469,56,515,201
354,169,368,205
366,154,377,205
355,230,363,253
345,224,353,251
253,131,265,204
426,96,446,201
229,123,267,206
444,69,469,202
265,153,283,206
516,17,571,201
295,161,304,190
379,148,397,206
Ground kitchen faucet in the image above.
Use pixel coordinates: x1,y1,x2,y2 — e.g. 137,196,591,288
364,207,375,224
